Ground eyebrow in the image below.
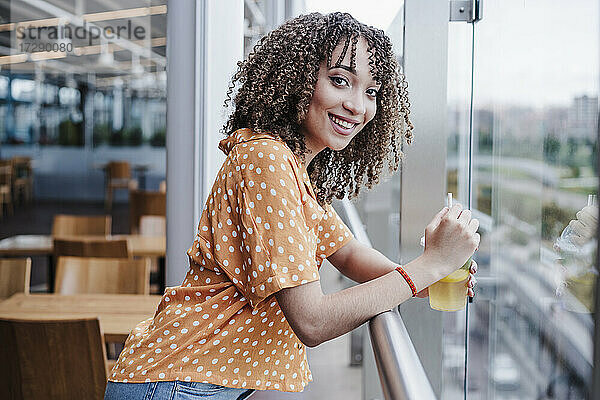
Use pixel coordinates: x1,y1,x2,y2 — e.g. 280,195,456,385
328,64,381,86
328,64,356,75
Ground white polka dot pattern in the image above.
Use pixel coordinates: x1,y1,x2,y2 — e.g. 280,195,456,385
108,129,354,393
314,204,354,266
233,144,322,308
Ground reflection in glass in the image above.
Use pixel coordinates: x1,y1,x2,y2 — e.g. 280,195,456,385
444,20,479,399
445,1,598,398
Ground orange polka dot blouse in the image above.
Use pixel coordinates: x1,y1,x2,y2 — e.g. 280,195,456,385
109,128,354,392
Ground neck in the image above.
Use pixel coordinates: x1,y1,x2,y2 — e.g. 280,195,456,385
304,151,316,167
303,136,325,167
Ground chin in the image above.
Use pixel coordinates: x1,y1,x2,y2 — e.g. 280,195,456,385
324,138,348,152
327,131,359,151
328,142,350,151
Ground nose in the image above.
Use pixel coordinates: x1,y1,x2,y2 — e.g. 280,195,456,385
342,89,366,117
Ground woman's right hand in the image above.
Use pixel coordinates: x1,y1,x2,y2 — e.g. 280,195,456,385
568,205,598,247
423,204,480,276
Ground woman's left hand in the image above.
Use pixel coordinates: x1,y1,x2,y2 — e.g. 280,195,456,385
467,259,477,297
415,259,478,298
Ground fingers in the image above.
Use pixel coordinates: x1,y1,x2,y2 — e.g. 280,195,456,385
468,217,480,234
567,219,580,232
458,208,472,226
426,206,450,232
570,220,588,234
446,203,480,233
467,276,477,287
467,273,477,297
467,260,478,297
578,207,598,227
469,259,478,274
470,232,481,252
568,220,594,246
446,203,463,220
585,205,599,221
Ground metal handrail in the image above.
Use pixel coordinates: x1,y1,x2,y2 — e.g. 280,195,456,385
369,311,437,400
339,199,437,400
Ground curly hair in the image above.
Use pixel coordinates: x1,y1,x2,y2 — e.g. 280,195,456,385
222,12,413,206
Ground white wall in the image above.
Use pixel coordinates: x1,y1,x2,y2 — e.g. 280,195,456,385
398,0,449,396
165,0,243,287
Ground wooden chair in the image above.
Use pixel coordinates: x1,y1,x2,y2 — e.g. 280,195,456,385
0,164,13,218
51,238,128,292
0,258,31,299
11,156,33,205
54,256,150,295
104,161,136,211
0,317,107,400
129,190,166,234
53,238,130,259
139,215,166,236
139,215,166,294
52,214,112,237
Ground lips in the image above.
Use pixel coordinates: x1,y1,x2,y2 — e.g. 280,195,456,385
328,113,358,136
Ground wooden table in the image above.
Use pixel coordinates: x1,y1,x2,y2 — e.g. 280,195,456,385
0,234,166,292
0,293,161,342
0,234,165,257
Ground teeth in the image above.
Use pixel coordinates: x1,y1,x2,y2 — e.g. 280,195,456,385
330,115,356,130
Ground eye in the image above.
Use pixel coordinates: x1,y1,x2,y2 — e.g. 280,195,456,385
366,88,379,98
329,76,349,87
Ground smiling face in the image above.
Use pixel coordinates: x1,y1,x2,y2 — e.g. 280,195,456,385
300,37,380,164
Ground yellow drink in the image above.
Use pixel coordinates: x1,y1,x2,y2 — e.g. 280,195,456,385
429,258,471,311
564,272,596,313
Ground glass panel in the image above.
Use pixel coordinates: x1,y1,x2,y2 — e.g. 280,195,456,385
2,0,167,197
1,1,167,293
446,1,599,398
444,21,475,399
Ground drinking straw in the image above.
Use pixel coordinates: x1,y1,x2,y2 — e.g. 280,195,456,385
420,192,453,247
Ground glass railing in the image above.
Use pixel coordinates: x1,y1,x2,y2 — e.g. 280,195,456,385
338,199,437,400
447,1,598,398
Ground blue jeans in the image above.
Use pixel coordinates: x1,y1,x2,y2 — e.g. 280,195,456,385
104,381,255,400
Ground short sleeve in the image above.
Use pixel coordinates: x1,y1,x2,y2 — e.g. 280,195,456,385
315,203,355,263
231,142,320,309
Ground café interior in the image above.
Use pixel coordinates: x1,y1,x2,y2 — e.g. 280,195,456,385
0,1,599,399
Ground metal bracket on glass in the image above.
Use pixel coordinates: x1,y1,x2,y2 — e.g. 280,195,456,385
449,0,483,22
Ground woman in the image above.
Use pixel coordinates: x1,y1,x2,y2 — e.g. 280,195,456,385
105,12,479,399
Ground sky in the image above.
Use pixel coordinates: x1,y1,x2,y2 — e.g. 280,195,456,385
306,0,599,109
467,0,599,108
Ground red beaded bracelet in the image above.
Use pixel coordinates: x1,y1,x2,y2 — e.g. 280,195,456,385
395,265,418,297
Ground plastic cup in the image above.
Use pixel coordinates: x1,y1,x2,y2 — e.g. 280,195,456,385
428,257,471,312
563,271,596,313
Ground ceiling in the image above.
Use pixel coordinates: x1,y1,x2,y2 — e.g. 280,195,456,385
0,0,167,88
